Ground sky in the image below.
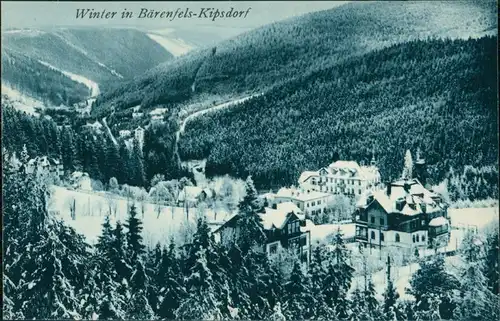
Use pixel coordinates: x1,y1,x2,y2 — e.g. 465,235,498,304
1,1,349,31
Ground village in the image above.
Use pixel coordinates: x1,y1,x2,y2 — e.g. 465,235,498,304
17,148,495,271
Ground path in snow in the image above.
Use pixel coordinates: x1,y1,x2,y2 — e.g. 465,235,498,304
1,83,44,115
102,117,118,146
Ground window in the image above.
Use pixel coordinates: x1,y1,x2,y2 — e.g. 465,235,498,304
359,180,361,186
380,218,384,226
371,216,375,224
288,224,292,235
395,233,400,242
422,235,426,242
416,235,420,242
270,244,278,254
371,231,375,240
380,232,384,242
412,235,416,243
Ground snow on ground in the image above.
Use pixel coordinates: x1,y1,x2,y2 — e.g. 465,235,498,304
38,60,100,97
1,83,44,115
448,207,499,230
350,253,463,302
146,33,194,57
49,186,234,247
308,223,356,243
102,117,117,145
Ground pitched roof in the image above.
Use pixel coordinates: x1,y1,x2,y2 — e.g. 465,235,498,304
178,186,203,202
298,170,318,183
275,187,330,202
360,178,444,216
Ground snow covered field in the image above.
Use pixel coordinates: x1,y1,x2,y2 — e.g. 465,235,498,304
49,186,233,247
1,83,44,115
147,33,194,57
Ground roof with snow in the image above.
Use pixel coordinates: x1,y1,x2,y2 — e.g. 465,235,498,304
299,160,380,184
275,186,331,202
215,203,304,233
429,217,449,227
177,186,203,202
359,178,445,216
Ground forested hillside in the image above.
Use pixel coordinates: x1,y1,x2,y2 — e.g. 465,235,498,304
1,28,173,105
91,0,496,116
1,49,90,106
2,105,190,188
178,37,498,194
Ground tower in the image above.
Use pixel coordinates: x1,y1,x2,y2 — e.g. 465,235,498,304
414,148,427,186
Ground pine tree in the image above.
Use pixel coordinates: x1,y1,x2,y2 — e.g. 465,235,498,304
455,231,499,321
175,246,221,319
402,149,413,179
484,227,499,294
236,176,267,252
283,260,316,320
157,240,186,320
408,255,460,319
110,221,132,282
96,215,114,258
383,256,401,320
125,204,145,261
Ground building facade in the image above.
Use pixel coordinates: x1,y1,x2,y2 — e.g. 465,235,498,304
263,186,334,216
25,156,64,177
354,178,450,250
298,160,381,198
215,202,312,264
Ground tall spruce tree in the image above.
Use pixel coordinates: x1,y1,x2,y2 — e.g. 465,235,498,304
125,204,146,261
236,176,266,252
283,260,316,320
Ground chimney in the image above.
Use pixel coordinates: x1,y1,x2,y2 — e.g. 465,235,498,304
386,183,392,196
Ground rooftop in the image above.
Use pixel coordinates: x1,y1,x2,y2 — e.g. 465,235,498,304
359,178,445,216
275,186,331,202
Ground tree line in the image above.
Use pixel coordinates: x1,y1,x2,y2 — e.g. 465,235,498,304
2,105,192,189
3,166,499,320
178,37,498,197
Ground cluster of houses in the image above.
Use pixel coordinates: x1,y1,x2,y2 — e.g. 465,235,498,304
214,156,451,264
23,150,451,265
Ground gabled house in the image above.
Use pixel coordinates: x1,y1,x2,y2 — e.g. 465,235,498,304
177,186,215,207
263,186,334,217
25,156,64,177
298,159,382,197
71,171,92,191
354,178,449,249
214,202,312,264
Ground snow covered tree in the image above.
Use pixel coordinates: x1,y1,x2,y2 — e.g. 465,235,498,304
322,227,355,318
236,176,267,252
484,227,499,294
455,231,499,321
408,255,460,319
96,215,114,258
269,302,287,321
283,260,316,320
402,149,413,179
157,240,187,320
175,246,221,319
383,256,401,320
110,221,132,282
125,204,145,261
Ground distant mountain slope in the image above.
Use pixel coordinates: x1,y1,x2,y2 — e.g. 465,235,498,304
178,36,498,190
92,0,496,115
1,28,173,107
